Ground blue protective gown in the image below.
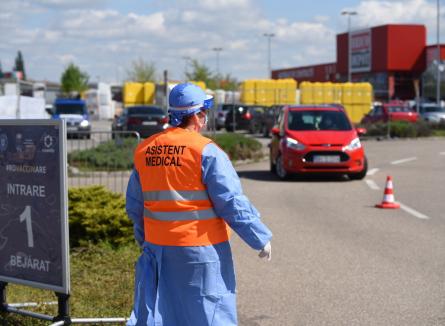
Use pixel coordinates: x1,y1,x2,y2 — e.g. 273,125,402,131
126,143,273,326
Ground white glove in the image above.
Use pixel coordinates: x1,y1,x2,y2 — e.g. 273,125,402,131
258,241,271,261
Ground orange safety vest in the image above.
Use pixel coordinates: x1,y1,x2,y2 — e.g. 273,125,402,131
133,127,231,246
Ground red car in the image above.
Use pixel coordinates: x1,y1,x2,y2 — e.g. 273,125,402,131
361,101,418,124
269,105,367,180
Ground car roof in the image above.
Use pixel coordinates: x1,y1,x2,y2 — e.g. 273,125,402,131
55,98,86,105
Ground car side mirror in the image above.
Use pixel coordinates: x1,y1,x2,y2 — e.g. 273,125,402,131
356,127,367,136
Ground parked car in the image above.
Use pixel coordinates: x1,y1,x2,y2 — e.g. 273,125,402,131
52,98,91,139
417,103,445,123
112,106,168,139
224,104,265,132
361,101,418,124
260,105,283,137
215,104,233,130
269,105,367,180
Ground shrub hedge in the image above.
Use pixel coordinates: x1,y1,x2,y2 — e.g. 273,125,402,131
68,137,138,171
69,132,264,172
68,186,133,247
362,121,433,138
210,133,263,161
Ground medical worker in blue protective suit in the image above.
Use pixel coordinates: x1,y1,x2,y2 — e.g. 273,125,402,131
126,83,272,326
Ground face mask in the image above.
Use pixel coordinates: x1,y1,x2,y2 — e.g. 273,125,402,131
204,114,208,125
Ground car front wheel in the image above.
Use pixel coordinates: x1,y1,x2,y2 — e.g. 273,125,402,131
275,154,289,180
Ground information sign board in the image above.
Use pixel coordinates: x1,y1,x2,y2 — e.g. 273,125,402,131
0,119,69,294
350,29,372,73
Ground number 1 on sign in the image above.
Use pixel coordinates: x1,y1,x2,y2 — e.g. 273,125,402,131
19,205,34,248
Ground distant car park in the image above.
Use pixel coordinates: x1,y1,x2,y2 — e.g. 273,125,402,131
416,103,445,124
361,101,418,124
112,105,168,139
224,104,265,133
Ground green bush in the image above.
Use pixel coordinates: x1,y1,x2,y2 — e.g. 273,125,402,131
210,133,263,161
68,138,138,171
361,121,432,138
69,186,133,247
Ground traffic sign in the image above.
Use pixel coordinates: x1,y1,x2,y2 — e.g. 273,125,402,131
0,119,69,294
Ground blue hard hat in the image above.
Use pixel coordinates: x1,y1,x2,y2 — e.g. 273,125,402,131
168,83,213,126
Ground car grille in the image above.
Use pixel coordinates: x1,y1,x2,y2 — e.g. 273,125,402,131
304,151,349,162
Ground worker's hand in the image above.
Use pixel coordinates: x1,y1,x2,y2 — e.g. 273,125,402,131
258,241,271,261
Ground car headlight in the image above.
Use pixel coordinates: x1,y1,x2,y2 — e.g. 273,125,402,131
285,137,306,151
80,120,90,127
343,137,361,152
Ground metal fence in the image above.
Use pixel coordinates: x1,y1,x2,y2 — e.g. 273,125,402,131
67,131,140,194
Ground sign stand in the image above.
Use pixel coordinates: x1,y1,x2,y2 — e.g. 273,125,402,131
55,293,70,324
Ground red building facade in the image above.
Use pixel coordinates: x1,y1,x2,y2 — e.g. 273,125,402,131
272,24,445,100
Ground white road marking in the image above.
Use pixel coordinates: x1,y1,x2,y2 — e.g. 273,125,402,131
440,152,445,155
365,179,380,190
366,168,379,176
391,157,417,165
399,202,430,220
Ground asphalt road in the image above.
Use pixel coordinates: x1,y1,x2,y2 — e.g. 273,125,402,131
232,137,445,326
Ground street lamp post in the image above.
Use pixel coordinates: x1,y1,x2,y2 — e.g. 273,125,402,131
263,33,275,78
182,56,191,80
212,47,223,77
341,10,357,82
437,0,441,106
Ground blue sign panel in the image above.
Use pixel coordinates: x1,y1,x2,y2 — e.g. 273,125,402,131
0,120,69,294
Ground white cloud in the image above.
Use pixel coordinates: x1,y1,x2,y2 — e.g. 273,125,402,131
1,0,442,84
57,54,76,65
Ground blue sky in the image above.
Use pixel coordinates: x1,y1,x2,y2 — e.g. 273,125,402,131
0,0,442,84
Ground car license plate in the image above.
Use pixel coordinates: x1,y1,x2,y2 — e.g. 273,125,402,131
67,126,77,132
142,121,157,126
313,155,340,163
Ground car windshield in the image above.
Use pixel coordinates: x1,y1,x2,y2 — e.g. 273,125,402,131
387,106,412,113
424,106,445,113
288,110,352,131
127,107,164,115
55,104,85,115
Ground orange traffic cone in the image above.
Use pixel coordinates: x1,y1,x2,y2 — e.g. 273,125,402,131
376,176,400,209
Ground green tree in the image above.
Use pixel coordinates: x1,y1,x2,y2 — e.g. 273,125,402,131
14,51,26,80
60,63,89,95
0,60,3,78
185,59,238,90
126,58,157,82
219,73,239,91
185,59,215,88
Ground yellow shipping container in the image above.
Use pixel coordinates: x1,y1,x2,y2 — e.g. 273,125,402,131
240,80,255,105
255,80,267,105
143,82,155,104
341,83,353,105
124,82,144,105
352,83,364,104
265,80,275,106
362,82,373,104
300,81,313,104
322,82,334,104
312,82,323,104
333,83,342,103
285,79,297,104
